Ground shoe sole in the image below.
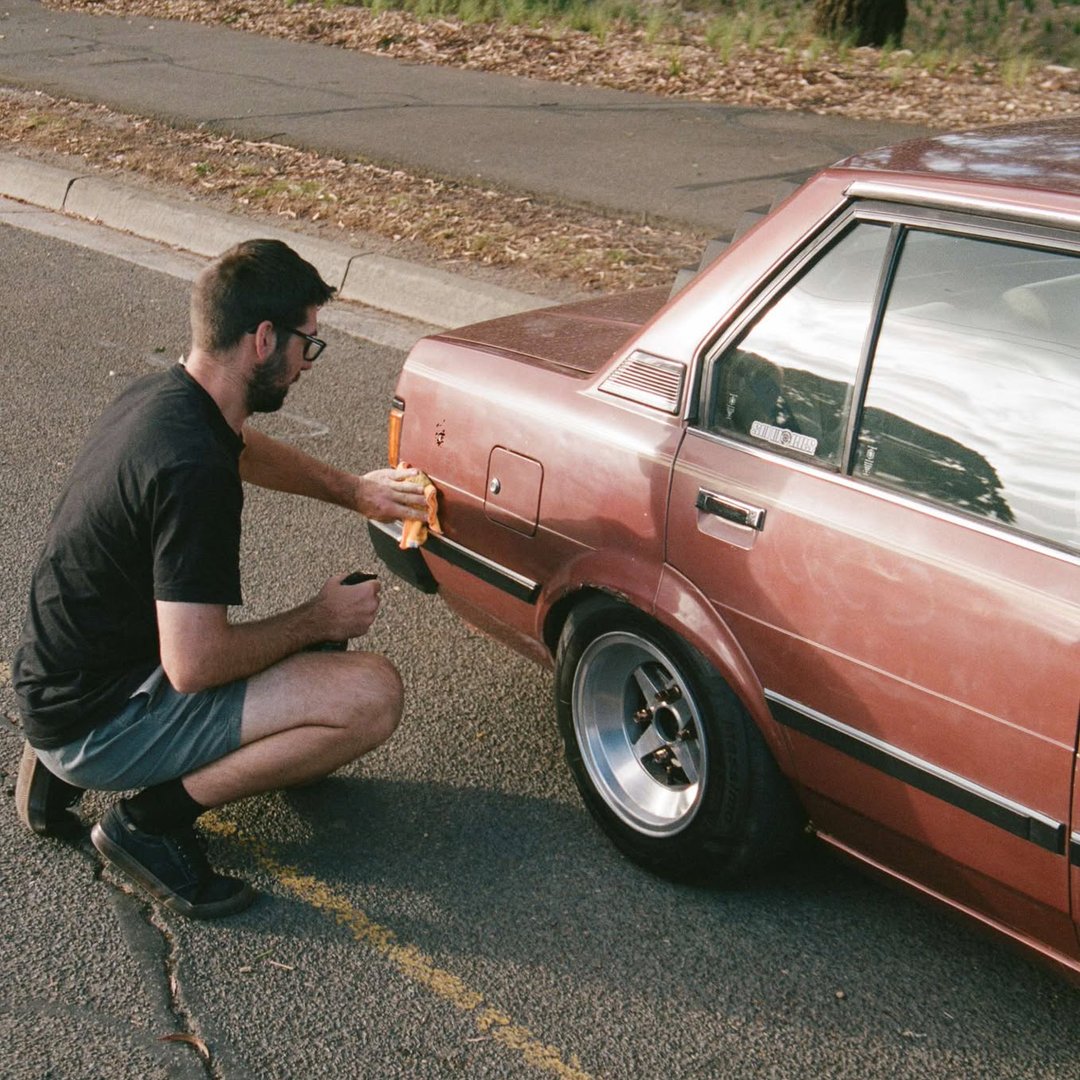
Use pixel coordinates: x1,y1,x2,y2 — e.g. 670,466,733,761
90,822,257,919
15,742,43,833
15,742,82,839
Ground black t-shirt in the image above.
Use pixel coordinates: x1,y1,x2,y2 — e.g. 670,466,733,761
13,364,245,749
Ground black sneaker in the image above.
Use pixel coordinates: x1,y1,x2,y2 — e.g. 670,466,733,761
15,741,85,839
91,802,256,919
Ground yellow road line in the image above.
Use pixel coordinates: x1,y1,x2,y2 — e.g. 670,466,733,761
205,814,593,1080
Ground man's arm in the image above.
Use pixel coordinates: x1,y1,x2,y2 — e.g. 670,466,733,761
157,574,381,693
239,425,427,522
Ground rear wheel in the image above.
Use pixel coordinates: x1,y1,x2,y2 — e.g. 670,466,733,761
555,596,800,881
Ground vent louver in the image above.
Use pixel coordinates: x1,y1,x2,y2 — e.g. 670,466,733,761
600,351,686,413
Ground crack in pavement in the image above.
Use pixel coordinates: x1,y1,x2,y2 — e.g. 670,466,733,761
674,167,816,193
93,843,216,1079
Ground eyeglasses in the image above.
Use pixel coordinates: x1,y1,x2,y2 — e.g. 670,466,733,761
247,324,327,362
279,327,327,362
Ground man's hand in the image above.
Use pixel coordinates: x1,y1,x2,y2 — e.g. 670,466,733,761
355,466,430,523
314,573,382,641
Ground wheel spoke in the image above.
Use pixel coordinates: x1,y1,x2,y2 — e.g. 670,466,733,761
632,662,670,704
672,739,701,785
632,723,667,762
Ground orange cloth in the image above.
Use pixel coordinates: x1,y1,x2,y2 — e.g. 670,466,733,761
398,470,442,549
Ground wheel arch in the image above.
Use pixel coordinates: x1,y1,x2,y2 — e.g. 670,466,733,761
541,563,797,782
653,564,796,779
538,546,667,657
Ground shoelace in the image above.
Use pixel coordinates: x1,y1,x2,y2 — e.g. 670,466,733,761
166,827,213,884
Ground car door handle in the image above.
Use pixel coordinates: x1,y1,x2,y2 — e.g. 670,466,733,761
696,489,767,531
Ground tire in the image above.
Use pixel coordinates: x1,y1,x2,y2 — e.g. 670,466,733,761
555,596,801,882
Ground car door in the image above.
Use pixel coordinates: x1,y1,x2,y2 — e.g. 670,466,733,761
667,210,1080,957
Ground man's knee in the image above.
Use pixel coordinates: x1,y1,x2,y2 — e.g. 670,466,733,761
342,652,403,748
241,650,403,754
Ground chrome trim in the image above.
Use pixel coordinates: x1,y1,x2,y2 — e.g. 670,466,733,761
696,489,766,531
370,519,540,603
373,517,434,548
431,531,540,596
1071,832,1080,868
371,519,404,541
766,690,1067,854
845,181,1080,232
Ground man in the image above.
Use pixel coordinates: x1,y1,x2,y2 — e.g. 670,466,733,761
12,238,427,919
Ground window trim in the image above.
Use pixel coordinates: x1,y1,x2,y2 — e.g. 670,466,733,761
845,180,1080,235
840,221,904,474
854,199,1080,254
692,207,859,422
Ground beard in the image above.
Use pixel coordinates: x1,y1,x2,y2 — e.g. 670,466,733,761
245,344,291,414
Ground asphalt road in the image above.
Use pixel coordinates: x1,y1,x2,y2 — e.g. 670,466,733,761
1,215,1078,1080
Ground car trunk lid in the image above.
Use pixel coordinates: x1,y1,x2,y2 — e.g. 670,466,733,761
434,287,669,376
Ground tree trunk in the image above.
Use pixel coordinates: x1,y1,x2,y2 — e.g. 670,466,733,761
813,0,907,47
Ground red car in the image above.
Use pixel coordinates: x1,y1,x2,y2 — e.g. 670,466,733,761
370,118,1080,980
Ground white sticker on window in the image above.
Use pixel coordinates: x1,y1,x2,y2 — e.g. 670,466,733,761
749,421,818,456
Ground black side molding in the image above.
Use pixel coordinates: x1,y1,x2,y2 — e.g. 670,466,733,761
768,693,1067,855
368,520,540,604
367,521,439,594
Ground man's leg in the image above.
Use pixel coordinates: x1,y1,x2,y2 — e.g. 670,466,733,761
183,649,404,807
91,650,403,919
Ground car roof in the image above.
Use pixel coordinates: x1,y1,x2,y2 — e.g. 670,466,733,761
836,117,1080,199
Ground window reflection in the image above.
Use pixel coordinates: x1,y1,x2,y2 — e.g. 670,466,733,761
857,230,1079,551
709,223,889,467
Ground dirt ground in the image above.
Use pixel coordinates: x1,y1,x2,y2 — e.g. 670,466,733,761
2,0,1077,293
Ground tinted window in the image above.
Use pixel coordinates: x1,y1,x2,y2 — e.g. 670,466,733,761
856,230,1079,551
706,223,890,468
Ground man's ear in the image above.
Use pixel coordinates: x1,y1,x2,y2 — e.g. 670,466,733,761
251,320,277,361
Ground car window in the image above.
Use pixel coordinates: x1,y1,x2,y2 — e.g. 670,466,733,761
855,230,1080,552
706,222,891,468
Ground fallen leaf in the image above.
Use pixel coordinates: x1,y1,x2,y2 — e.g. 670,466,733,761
159,1033,211,1061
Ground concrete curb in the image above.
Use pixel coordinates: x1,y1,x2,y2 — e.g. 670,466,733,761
0,152,555,328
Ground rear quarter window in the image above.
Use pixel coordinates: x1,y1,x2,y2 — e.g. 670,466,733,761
705,222,890,469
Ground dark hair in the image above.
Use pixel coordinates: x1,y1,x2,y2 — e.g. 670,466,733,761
191,239,336,352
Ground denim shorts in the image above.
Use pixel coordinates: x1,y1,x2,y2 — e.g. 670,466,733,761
36,666,246,791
